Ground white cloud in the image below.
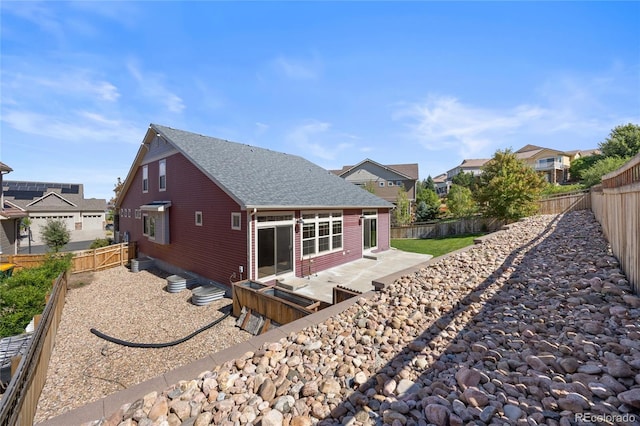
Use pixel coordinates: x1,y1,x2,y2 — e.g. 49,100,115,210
2,110,141,144
2,69,120,102
395,95,547,158
127,60,185,113
272,55,322,80
286,120,355,161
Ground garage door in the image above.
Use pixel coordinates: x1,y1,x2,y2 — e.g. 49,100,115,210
82,214,104,231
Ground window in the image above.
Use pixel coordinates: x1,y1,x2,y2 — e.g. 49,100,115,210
142,165,149,193
135,209,141,219
388,181,394,187
159,159,166,191
396,181,403,186
301,212,343,256
143,214,149,236
231,213,241,230
195,211,203,226
379,181,385,187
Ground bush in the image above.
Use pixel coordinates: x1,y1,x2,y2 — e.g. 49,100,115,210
0,254,72,337
541,183,585,197
89,238,112,249
581,156,630,187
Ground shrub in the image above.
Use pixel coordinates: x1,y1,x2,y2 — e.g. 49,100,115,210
40,219,71,252
0,254,72,337
89,238,112,249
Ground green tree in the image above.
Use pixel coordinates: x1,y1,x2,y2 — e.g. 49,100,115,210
599,123,640,159
419,176,436,193
415,189,440,222
569,154,604,182
581,156,630,188
446,184,477,218
40,219,71,252
363,181,376,194
393,186,411,226
474,149,546,222
451,171,477,192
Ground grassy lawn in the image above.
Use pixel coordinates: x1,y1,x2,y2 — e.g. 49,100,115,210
391,233,484,258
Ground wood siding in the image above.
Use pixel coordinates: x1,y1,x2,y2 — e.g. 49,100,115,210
119,152,247,287
591,153,640,294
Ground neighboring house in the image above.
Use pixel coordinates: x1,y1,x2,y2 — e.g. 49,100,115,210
514,144,572,184
445,159,490,181
432,173,449,197
2,181,107,238
330,159,418,208
0,163,27,257
116,124,393,288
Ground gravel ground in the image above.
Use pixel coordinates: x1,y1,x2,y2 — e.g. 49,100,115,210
82,211,640,426
34,267,251,423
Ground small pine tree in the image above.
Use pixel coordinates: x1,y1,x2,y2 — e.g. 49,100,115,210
40,219,71,252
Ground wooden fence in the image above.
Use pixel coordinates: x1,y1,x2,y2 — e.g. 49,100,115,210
537,190,591,215
390,217,503,239
333,285,362,304
591,153,640,294
6,242,136,274
0,271,68,426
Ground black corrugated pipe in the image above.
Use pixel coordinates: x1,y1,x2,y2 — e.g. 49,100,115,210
90,307,232,348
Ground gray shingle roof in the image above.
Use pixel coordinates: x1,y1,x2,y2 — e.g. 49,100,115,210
153,124,393,209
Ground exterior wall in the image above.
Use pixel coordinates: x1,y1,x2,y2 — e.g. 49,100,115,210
0,219,19,257
342,164,416,203
376,208,390,251
118,150,247,287
294,209,364,278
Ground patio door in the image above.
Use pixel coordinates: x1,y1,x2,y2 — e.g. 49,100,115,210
363,216,377,251
257,225,293,279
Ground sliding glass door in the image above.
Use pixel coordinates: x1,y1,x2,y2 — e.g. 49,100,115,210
257,225,293,279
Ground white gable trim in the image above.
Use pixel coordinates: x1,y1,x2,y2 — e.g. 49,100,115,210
26,192,77,208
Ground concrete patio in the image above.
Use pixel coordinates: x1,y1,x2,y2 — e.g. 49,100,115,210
277,248,433,304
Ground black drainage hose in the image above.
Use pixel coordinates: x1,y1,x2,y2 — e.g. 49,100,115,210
90,308,232,349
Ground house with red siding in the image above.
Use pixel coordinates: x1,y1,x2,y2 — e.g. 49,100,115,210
116,124,393,289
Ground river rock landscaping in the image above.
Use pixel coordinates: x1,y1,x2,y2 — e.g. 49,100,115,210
83,210,639,425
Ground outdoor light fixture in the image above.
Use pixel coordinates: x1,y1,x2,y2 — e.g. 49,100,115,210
295,217,304,233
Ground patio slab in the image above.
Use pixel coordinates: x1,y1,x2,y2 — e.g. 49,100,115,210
288,248,432,303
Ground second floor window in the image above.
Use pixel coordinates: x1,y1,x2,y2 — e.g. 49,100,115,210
142,165,148,192
159,159,166,191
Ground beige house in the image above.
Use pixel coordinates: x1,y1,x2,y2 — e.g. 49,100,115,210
514,145,572,184
331,159,419,208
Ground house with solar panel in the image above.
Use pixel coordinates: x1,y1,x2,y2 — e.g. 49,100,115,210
116,124,393,288
1,180,107,241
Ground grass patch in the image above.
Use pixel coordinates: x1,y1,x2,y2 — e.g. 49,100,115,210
391,233,483,258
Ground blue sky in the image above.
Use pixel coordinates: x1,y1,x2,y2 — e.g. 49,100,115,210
1,1,639,201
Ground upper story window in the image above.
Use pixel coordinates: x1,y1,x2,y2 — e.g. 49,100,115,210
159,159,166,191
142,165,149,193
388,181,394,187
379,181,385,187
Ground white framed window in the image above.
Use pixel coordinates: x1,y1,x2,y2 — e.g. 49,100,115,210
396,181,402,186
135,209,141,219
195,211,203,226
142,165,149,193
159,159,166,191
231,213,241,230
388,181,394,187
301,211,343,256
378,181,385,187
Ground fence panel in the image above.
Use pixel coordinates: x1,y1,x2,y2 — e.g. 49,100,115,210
7,243,136,274
592,153,640,294
538,191,591,215
390,217,503,239
0,272,67,426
